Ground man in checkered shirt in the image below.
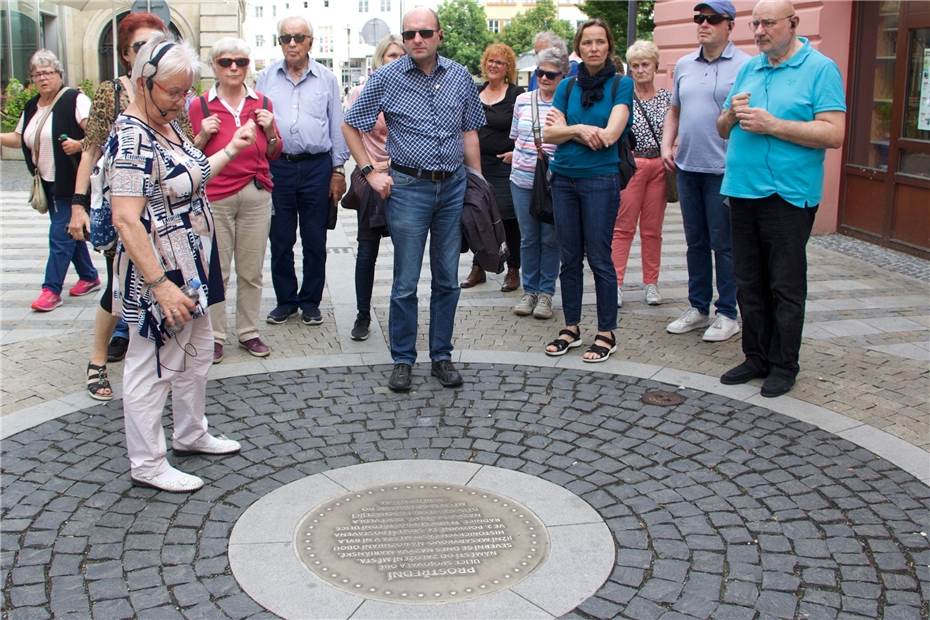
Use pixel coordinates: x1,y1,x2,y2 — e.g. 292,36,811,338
344,7,485,393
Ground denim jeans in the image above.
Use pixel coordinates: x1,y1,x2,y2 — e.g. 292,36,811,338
45,191,97,295
269,155,332,313
511,182,559,295
355,238,381,316
385,167,466,365
676,169,737,319
551,173,620,331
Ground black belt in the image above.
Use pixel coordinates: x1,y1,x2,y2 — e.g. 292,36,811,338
281,151,329,162
633,149,660,159
390,163,456,182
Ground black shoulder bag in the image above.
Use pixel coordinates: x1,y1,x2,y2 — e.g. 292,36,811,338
530,90,554,224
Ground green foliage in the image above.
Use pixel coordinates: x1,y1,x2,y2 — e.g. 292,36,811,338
499,0,575,55
79,79,97,101
437,0,493,74
1,78,38,132
578,0,656,53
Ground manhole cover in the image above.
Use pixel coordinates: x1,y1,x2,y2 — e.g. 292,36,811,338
296,483,549,603
641,389,686,406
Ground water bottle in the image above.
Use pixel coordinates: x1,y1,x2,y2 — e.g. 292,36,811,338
165,278,202,336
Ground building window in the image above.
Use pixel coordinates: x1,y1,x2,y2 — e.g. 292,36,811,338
272,5,276,16
304,1,308,7
488,19,499,33
359,0,368,12
255,5,263,17
256,35,265,47
380,0,390,10
324,0,329,6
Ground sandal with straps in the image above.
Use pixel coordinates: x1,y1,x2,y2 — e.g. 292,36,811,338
545,328,583,357
86,362,113,401
582,331,617,363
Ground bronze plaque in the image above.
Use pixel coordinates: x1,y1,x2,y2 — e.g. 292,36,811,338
295,483,549,603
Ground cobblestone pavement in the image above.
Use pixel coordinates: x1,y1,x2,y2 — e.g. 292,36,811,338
1,163,928,450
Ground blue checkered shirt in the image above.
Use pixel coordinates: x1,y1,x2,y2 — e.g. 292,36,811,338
345,55,485,172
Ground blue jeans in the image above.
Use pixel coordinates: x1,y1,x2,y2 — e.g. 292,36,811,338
269,156,332,313
677,169,737,319
385,167,466,365
45,191,97,294
551,173,620,331
511,182,559,295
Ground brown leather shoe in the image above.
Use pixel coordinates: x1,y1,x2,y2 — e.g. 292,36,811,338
501,266,520,292
460,264,486,289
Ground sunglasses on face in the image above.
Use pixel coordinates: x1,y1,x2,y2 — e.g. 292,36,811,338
401,29,435,41
693,14,729,25
131,40,148,53
535,68,562,80
216,57,249,68
278,34,309,45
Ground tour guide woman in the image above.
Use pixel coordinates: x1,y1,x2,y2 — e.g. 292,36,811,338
108,37,256,493
543,18,633,362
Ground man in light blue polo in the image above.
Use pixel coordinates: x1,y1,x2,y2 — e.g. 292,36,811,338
716,0,846,397
661,0,749,343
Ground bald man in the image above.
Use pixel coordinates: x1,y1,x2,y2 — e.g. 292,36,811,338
717,0,846,397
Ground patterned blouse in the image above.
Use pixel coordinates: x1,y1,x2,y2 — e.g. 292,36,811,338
83,78,195,151
105,114,222,346
630,89,672,155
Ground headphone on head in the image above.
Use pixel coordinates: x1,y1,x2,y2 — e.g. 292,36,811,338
144,42,176,92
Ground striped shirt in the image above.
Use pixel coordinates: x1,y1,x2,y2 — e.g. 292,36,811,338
509,90,557,190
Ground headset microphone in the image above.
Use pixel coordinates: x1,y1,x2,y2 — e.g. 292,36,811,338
144,41,177,119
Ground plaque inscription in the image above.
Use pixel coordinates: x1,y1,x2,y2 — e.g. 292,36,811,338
296,484,549,603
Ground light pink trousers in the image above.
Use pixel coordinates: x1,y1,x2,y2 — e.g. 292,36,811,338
123,315,212,478
611,156,668,286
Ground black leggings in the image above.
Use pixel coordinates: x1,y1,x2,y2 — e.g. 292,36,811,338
100,251,114,312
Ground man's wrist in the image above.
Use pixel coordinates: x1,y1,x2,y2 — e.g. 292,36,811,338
332,165,345,176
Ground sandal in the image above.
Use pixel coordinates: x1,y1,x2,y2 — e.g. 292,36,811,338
86,362,113,401
582,332,617,363
545,328,583,357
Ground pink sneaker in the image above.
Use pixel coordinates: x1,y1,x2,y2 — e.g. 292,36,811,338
69,277,101,297
31,288,63,312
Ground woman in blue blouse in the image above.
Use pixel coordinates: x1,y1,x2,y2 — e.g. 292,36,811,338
543,19,633,362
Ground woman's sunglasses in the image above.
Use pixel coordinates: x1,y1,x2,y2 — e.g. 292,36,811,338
693,14,729,25
535,68,562,80
216,57,250,68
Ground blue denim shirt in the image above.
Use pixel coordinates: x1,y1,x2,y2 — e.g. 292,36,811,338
256,57,349,165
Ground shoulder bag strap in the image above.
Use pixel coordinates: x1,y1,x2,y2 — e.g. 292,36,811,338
262,95,269,110
113,79,122,117
634,95,661,150
531,90,544,152
31,87,71,166
199,95,210,119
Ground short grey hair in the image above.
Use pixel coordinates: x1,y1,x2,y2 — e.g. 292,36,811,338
211,37,251,62
372,34,404,70
29,49,63,77
130,36,201,93
536,46,570,75
278,16,313,36
625,39,660,68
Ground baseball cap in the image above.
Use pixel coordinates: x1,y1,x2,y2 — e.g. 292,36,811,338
693,1,736,19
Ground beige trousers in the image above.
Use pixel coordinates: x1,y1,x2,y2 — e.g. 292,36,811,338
208,181,272,343
123,315,212,478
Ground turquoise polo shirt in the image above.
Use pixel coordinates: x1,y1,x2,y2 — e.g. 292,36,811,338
549,74,634,179
721,38,846,208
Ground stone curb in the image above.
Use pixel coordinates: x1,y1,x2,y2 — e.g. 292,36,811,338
1,349,927,486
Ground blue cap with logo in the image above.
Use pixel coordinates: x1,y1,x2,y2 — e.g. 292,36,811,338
693,0,736,19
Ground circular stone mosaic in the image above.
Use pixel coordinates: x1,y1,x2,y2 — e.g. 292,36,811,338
295,483,549,603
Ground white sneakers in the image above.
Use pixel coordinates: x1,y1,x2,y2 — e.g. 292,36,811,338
667,307,740,341
533,294,554,320
644,284,662,305
172,434,241,456
702,314,741,342
617,287,623,308
132,465,204,493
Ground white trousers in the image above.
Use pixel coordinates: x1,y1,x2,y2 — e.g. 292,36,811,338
123,315,212,477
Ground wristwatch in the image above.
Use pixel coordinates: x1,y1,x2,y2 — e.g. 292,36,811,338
360,164,375,177
332,165,346,176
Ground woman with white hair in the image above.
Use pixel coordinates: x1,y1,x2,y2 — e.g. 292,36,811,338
0,50,98,313
189,37,282,364
611,39,671,308
107,36,256,492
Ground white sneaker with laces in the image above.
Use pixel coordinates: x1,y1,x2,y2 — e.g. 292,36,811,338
702,314,741,342
172,434,241,456
132,465,204,493
533,294,554,320
644,284,662,305
617,286,623,308
666,307,711,334
513,293,537,316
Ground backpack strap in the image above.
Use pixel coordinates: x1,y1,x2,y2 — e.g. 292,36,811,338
198,95,209,119
262,95,269,110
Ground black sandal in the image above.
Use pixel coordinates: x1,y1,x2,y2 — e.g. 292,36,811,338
87,363,113,401
545,328,582,357
582,332,617,363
